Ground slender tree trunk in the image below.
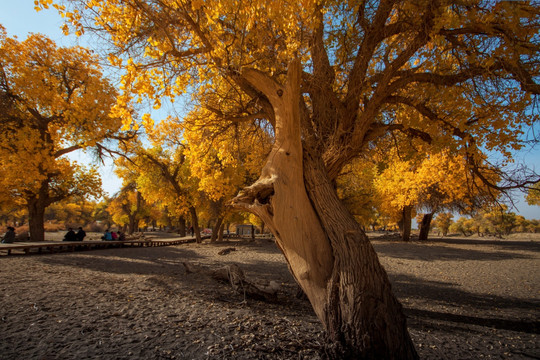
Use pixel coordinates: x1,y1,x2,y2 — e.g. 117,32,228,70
418,212,434,241
134,191,142,233
232,61,417,358
189,206,202,243
399,206,412,242
27,198,46,242
178,215,186,237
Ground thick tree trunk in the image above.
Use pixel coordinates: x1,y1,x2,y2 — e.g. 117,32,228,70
304,154,417,359
418,212,434,241
232,61,417,358
177,215,186,237
218,222,225,242
189,206,202,243
210,217,223,242
399,206,413,242
28,198,46,242
128,214,139,234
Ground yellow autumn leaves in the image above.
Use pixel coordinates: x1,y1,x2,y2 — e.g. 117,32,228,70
0,27,122,236
338,149,500,228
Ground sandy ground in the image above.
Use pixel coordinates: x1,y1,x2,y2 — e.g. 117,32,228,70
0,232,538,359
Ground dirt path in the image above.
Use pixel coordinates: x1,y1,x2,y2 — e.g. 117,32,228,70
0,233,538,359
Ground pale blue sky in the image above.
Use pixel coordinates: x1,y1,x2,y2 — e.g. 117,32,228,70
1,1,539,219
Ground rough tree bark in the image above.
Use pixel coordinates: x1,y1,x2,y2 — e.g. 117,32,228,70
27,180,53,242
27,197,46,242
418,212,434,241
232,61,417,359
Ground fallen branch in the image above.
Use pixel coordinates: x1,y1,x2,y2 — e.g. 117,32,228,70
182,262,280,301
218,247,236,255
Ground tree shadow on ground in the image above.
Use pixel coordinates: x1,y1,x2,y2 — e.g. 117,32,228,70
35,244,298,304
406,307,539,334
425,236,540,253
372,241,533,261
36,246,205,276
388,273,539,334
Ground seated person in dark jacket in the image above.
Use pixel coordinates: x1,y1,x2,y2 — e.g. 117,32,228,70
1,227,15,243
63,228,77,241
76,227,86,241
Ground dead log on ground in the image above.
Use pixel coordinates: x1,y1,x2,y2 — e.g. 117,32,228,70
182,262,279,301
218,247,236,255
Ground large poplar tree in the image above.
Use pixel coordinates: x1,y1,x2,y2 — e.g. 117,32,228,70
42,1,539,358
0,27,123,241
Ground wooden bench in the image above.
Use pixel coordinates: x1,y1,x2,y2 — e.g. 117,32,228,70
0,238,195,256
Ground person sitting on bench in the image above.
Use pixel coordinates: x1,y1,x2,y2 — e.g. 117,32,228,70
76,227,86,241
1,227,15,243
63,228,77,242
101,229,113,241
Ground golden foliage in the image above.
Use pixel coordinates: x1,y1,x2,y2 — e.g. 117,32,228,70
0,30,120,219
374,150,499,220
39,1,539,224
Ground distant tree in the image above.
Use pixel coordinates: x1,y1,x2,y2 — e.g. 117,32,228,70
108,182,147,234
432,213,453,237
92,198,113,229
0,28,124,241
450,217,473,237
375,151,499,241
0,202,27,227
482,206,517,237
45,197,95,227
337,159,379,229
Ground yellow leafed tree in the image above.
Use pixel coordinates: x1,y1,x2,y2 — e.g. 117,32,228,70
42,1,540,357
119,139,201,239
183,101,272,240
0,27,123,241
375,150,500,241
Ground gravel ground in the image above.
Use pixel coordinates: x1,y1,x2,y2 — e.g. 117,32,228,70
0,232,538,359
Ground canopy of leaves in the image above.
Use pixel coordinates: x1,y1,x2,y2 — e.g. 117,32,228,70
0,26,122,207
375,150,500,218
40,0,539,194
